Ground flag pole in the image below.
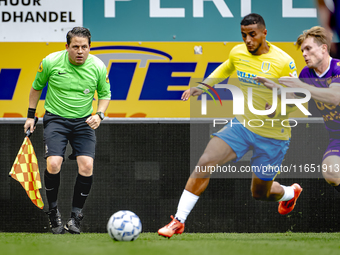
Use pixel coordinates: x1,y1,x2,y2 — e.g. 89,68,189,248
9,117,44,209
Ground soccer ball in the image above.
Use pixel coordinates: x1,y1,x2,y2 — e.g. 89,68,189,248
107,210,142,241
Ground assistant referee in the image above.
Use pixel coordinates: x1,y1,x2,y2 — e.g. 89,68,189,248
24,27,111,234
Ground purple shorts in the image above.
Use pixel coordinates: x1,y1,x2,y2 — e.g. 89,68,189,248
323,138,340,161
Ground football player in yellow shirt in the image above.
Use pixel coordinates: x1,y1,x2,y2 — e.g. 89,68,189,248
158,13,302,238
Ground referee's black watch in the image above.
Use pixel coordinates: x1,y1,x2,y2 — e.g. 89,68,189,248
96,112,105,120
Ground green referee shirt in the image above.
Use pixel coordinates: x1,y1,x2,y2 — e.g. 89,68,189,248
32,50,111,118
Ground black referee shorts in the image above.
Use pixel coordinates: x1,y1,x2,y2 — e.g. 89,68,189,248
43,111,96,159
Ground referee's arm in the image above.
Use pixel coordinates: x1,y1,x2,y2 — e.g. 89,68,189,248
96,99,110,116
24,87,43,134
85,99,110,129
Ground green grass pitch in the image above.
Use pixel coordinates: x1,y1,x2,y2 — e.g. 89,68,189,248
1,232,340,255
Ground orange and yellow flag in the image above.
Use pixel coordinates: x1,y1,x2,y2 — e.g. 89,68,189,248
9,136,44,209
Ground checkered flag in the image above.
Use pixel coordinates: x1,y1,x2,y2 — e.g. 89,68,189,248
9,118,44,209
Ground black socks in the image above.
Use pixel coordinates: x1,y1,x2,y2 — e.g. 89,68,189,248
45,170,93,212
44,169,60,210
72,174,93,210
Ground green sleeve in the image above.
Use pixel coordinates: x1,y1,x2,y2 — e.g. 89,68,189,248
32,58,49,90
97,66,111,100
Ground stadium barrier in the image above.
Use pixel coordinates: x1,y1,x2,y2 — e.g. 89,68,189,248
1,118,339,233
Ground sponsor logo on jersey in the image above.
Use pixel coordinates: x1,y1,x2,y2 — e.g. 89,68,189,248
237,70,259,85
38,62,43,73
261,61,271,73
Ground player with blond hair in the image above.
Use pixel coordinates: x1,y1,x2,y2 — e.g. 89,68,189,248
279,26,340,191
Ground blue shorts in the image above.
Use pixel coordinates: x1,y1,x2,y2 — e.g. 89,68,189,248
323,138,340,161
212,118,290,181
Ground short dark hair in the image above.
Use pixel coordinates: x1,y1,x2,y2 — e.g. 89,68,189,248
240,13,266,29
66,27,91,45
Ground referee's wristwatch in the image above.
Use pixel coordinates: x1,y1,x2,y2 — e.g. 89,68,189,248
96,112,105,120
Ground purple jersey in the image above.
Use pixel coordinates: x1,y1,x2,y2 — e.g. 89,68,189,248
299,58,340,139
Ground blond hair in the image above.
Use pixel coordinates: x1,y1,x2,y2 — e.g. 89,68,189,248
296,26,332,53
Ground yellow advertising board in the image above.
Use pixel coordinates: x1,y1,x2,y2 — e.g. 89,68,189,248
0,42,306,118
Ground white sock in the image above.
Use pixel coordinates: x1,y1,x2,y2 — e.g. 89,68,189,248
278,185,295,201
175,189,199,223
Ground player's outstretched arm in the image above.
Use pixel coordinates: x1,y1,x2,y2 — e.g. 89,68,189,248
279,74,340,106
255,76,296,99
181,87,203,101
255,76,283,91
278,73,306,89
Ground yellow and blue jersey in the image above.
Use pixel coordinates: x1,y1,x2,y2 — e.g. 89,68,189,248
202,42,297,140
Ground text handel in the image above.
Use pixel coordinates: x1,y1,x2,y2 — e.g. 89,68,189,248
1,11,76,22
